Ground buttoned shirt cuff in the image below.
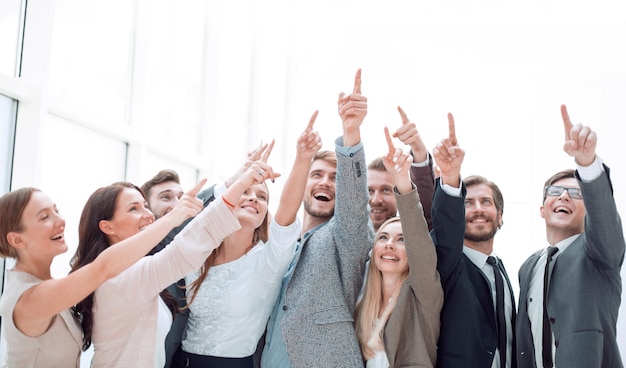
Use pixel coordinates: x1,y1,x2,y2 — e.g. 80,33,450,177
577,156,603,182
335,136,363,157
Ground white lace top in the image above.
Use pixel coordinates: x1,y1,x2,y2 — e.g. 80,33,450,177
182,218,300,357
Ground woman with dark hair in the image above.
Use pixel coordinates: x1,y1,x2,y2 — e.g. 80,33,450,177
173,114,322,368
0,181,204,367
70,161,273,367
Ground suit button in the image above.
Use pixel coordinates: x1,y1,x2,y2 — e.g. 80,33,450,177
550,317,556,323
282,305,288,311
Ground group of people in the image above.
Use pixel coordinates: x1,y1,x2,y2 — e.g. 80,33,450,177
0,69,623,368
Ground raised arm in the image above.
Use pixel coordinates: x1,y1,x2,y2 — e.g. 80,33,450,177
13,180,207,336
561,104,625,267
337,69,367,147
394,106,435,229
384,127,442,310
431,113,467,282
274,111,322,226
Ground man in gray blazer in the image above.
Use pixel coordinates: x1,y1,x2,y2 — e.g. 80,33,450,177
262,69,374,368
516,104,625,368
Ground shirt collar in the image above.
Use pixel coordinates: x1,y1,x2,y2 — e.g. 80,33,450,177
543,233,581,259
463,245,497,268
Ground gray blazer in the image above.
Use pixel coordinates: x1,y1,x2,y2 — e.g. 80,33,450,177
516,166,625,368
265,142,373,367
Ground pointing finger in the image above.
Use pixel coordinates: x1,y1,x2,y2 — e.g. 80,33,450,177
306,110,319,132
261,139,275,163
561,104,573,141
186,178,207,198
353,69,362,95
448,113,458,146
384,127,395,153
248,143,268,161
397,106,410,125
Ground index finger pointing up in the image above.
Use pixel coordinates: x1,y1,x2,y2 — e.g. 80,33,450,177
384,127,395,152
353,69,362,95
561,104,573,140
306,110,319,132
186,178,208,198
397,106,410,125
447,112,458,146
261,139,275,163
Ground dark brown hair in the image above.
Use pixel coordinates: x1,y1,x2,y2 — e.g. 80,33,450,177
70,182,176,351
141,169,181,200
463,175,504,217
0,188,40,259
542,169,576,202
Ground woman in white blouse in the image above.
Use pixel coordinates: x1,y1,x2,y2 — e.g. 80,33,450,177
69,159,277,367
173,113,321,368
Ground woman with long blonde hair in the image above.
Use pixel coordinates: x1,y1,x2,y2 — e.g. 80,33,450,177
355,127,445,368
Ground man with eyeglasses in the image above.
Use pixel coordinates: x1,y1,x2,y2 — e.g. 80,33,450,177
516,105,625,368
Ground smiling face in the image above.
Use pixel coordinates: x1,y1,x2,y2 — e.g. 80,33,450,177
146,181,183,219
101,187,155,244
464,183,502,243
303,158,337,220
234,183,269,230
11,191,68,261
540,177,586,241
368,169,397,231
372,220,408,276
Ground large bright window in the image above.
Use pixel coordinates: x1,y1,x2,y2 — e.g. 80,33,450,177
0,0,23,76
1,0,626,363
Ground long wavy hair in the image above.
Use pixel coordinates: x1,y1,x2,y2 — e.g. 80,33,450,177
183,184,270,309
354,216,408,360
70,181,176,351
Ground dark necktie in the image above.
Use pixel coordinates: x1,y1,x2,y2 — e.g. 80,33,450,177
487,256,506,368
542,246,559,368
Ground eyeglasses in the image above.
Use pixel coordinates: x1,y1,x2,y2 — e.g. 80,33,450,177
544,185,583,200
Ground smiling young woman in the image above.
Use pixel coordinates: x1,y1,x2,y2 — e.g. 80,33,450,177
0,185,204,367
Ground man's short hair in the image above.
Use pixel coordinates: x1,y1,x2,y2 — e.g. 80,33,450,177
542,169,576,202
463,175,504,216
367,156,386,172
313,150,337,167
141,169,181,199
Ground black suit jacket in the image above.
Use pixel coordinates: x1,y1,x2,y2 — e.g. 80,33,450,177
431,181,516,368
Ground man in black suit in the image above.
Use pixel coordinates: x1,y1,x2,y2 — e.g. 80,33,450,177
431,113,515,368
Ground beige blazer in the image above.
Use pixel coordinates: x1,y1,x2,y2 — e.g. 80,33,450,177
383,187,444,368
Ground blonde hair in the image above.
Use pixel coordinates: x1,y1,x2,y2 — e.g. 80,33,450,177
354,217,408,359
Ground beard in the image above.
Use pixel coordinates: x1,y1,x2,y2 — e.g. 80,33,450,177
303,199,334,219
464,224,498,243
